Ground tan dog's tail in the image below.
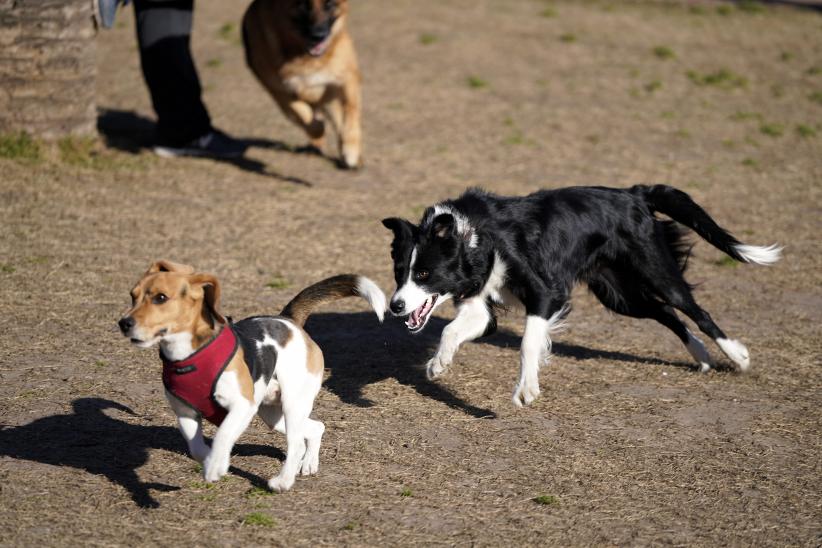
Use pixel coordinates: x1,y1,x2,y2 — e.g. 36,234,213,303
280,274,386,328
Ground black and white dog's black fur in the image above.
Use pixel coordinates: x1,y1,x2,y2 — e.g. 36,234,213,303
383,185,781,407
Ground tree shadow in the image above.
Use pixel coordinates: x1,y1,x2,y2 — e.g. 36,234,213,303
96,108,319,186
0,398,282,509
307,311,699,419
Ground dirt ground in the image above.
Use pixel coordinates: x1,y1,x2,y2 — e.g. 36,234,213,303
1,0,820,545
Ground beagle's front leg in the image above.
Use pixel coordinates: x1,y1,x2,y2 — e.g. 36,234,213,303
203,402,257,483
203,367,259,483
165,390,210,463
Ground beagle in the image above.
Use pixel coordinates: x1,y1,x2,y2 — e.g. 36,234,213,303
118,260,385,492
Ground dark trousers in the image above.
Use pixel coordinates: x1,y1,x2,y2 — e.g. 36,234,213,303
133,0,211,146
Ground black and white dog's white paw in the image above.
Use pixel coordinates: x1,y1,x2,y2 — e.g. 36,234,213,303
512,377,541,408
426,355,450,380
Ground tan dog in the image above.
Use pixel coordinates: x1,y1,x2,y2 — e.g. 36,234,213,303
243,0,362,169
118,260,385,492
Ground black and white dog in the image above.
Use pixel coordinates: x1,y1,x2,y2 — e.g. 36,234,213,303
382,185,781,407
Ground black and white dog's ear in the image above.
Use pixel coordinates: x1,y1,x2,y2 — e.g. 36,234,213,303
382,217,416,239
431,213,455,239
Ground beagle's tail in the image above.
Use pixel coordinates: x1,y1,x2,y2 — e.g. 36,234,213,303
280,274,386,328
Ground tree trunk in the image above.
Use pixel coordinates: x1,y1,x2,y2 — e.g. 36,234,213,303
0,0,97,138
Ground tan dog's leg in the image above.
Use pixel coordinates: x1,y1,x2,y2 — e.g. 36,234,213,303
275,96,325,150
338,73,362,168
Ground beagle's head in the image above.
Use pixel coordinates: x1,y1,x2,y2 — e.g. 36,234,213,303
118,260,225,349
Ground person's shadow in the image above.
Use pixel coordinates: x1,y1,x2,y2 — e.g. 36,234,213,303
96,108,332,186
0,398,281,509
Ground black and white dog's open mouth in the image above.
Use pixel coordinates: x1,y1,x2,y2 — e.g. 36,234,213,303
406,295,438,333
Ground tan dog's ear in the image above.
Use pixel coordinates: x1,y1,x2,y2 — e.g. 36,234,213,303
189,273,226,326
146,260,195,275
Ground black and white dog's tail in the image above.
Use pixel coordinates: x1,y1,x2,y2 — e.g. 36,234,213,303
637,184,782,266
280,274,386,328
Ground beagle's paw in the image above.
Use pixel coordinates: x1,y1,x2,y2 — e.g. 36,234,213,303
203,452,229,483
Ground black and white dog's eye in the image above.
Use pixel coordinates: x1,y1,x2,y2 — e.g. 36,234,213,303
414,270,429,281
152,293,168,304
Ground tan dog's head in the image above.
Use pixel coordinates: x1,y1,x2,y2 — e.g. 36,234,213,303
118,260,225,349
284,0,348,56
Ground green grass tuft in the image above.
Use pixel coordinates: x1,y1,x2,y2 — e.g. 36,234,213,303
0,132,41,162
419,32,437,45
644,80,662,93
741,157,759,168
729,111,761,122
779,51,793,63
714,256,738,268
1,263,15,274
265,276,290,289
653,46,675,60
559,33,576,43
342,520,359,531
716,5,733,15
809,91,822,105
737,0,765,13
400,488,413,497
205,58,222,68
241,512,276,527
58,136,99,167
759,123,784,137
686,68,747,89
540,6,557,18
217,22,240,44
466,75,488,89
796,124,817,138
807,66,821,76
247,486,276,498
533,495,559,505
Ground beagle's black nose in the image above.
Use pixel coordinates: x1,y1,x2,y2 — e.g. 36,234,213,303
118,316,135,334
389,299,405,315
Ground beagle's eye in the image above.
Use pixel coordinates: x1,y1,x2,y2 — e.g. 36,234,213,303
414,270,429,282
152,293,168,305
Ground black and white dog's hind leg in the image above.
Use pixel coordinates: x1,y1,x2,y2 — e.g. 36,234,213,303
514,303,570,407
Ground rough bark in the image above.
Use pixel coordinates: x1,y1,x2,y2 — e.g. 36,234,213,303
0,0,97,138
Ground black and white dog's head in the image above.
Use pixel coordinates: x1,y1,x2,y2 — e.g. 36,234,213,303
382,206,484,333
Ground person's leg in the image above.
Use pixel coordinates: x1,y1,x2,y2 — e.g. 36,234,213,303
133,0,211,147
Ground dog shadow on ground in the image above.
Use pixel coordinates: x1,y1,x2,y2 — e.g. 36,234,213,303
308,311,697,419
0,398,281,509
96,108,327,185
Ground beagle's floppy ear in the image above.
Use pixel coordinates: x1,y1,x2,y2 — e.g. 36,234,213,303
188,273,226,326
146,260,195,275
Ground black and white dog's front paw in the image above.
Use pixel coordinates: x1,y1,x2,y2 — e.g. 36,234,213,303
426,355,450,380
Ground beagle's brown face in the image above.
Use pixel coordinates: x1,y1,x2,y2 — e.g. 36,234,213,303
118,261,223,348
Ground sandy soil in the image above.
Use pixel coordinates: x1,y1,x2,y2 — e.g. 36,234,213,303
1,0,820,545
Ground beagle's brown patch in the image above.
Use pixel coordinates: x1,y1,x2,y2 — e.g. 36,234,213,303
225,347,255,403
305,336,324,376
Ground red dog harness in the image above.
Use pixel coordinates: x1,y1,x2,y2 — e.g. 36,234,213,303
161,325,239,426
